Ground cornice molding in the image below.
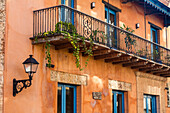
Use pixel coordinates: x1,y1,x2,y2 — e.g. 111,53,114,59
135,71,167,82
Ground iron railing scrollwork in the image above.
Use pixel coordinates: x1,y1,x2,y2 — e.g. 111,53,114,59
33,5,170,66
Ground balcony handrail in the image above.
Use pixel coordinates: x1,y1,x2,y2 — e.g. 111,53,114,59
33,4,170,51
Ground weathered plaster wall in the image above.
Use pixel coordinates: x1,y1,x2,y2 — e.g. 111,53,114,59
4,0,57,113
4,0,169,113
77,0,168,47
33,44,137,113
0,0,5,113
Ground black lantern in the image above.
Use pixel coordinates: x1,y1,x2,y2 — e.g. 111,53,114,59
23,55,39,74
13,55,39,97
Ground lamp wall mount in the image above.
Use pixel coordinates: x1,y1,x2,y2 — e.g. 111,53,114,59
13,75,32,96
13,55,39,97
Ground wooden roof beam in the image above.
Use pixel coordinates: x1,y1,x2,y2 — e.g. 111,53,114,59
105,56,132,63
123,61,148,67
69,45,99,53
112,58,139,64
147,67,168,73
131,63,155,69
145,66,163,73
139,65,163,71
94,52,122,60
160,74,170,77
153,68,170,75
93,49,112,56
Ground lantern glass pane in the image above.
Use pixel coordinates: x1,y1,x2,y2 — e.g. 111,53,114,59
32,64,38,73
24,63,31,73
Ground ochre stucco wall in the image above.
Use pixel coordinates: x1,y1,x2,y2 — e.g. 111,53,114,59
77,0,167,47
29,44,137,113
4,0,169,113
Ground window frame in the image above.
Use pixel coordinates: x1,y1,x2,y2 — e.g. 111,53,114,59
151,27,158,44
60,0,74,24
105,7,116,26
58,83,77,113
112,90,125,113
143,94,157,113
150,26,161,61
151,26,158,54
166,84,170,107
61,0,74,8
105,6,118,47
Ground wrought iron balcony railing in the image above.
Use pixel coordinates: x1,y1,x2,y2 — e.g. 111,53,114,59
33,5,170,66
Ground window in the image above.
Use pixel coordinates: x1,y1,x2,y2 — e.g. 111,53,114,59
150,27,160,61
60,0,74,24
167,88,170,107
143,95,157,113
151,27,158,51
148,22,162,61
57,84,77,113
112,91,125,113
151,27,158,44
105,7,117,47
105,7,116,25
166,83,170,107
60,0,74,7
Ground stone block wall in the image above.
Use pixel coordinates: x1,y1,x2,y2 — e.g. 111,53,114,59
0,0,5,113
136,72,167,113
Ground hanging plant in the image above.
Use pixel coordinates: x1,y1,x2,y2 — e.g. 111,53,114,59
35,21,106,71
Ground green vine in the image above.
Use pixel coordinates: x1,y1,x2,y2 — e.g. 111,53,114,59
55,21,94,70
35,21,106,71
35,31,54,67
120,24,136,51
136,47,164,62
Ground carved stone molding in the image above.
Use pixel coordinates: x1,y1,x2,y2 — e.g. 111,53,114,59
108,80,132,91
51,71,88,85
135,71,167,82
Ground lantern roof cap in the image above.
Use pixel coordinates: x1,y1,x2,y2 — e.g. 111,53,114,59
22,55,39,64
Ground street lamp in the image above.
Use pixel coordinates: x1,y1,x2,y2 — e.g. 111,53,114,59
13,55,39,97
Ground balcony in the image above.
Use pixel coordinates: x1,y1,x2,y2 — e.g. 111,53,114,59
31,5,170,77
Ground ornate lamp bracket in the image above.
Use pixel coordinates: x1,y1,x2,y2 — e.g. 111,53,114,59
13,75,33,97
13,55,39,97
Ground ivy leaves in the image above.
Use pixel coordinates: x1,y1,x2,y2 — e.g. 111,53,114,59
45,41,51,67
35,21,106,70
55,21,94,71
120,24,136,51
